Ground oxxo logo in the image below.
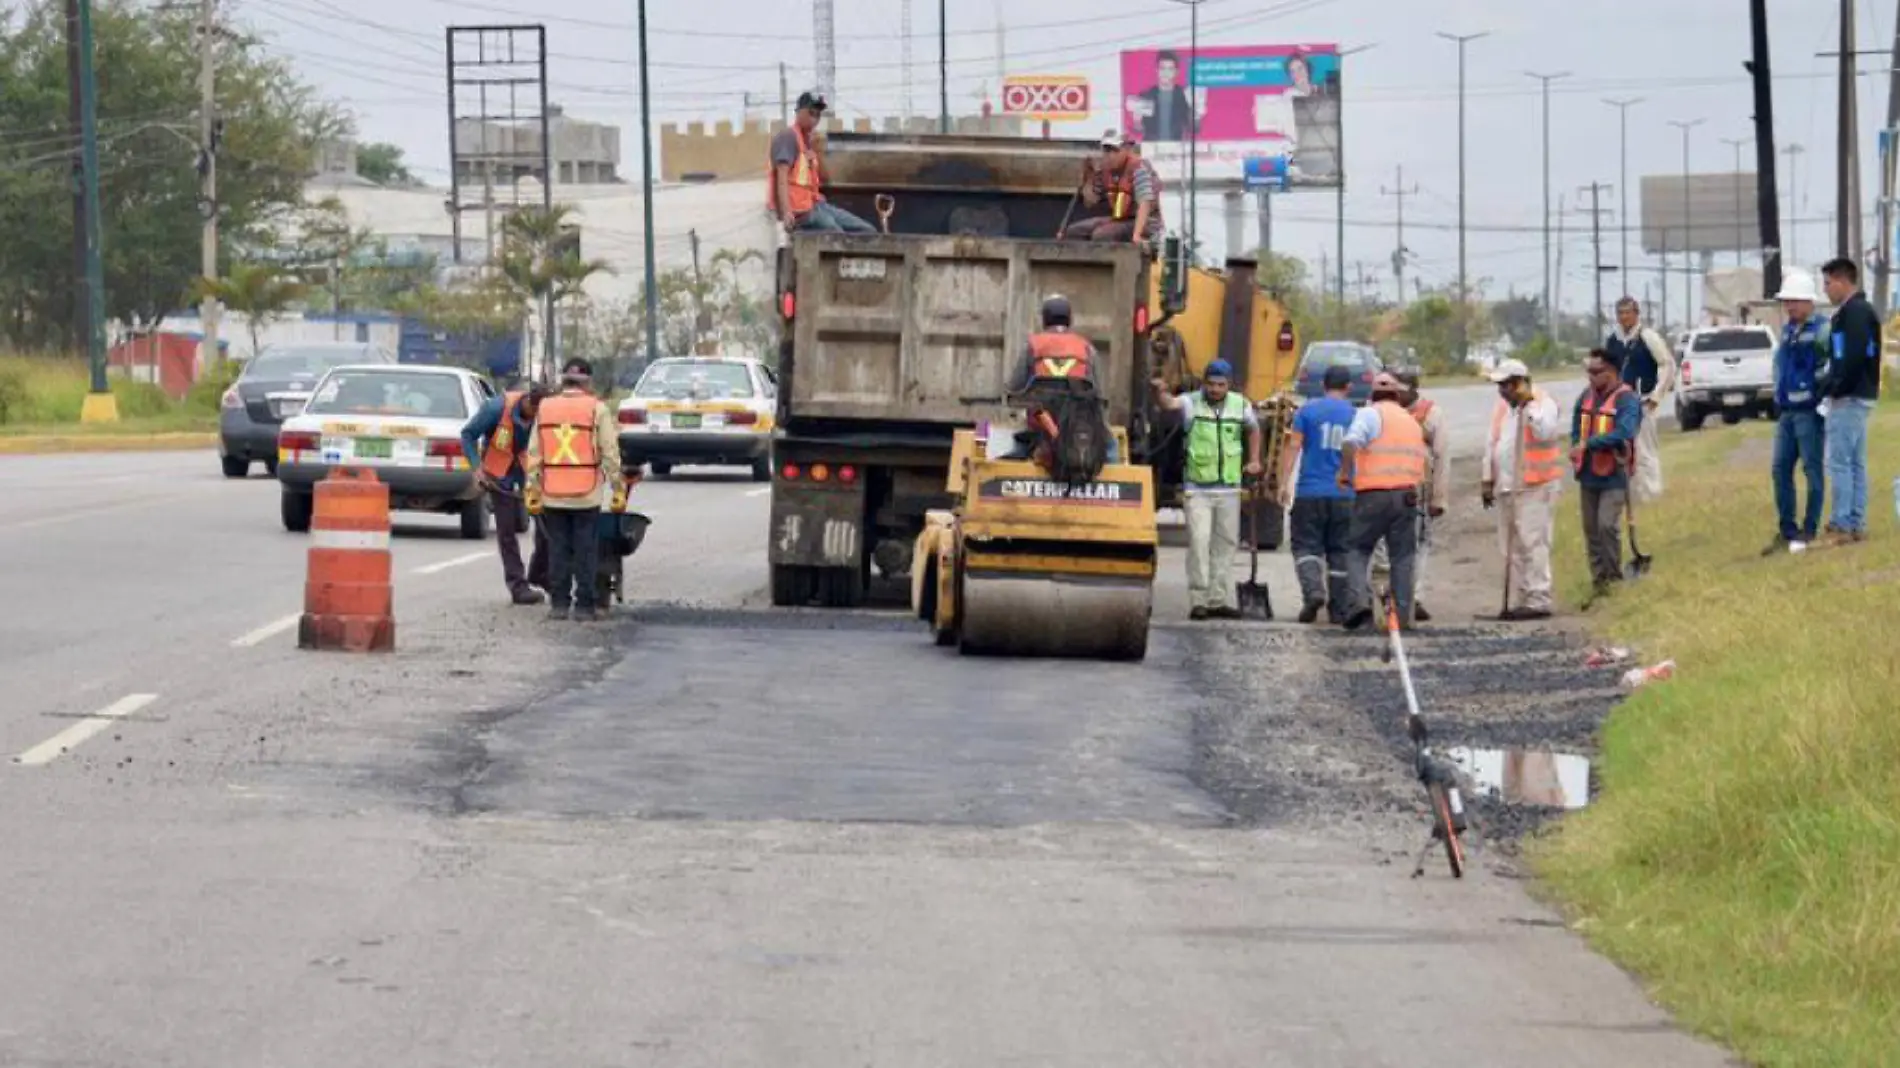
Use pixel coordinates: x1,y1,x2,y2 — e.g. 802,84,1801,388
1000,77,1091,120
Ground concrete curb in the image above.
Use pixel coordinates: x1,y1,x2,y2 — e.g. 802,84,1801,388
0,432,218,455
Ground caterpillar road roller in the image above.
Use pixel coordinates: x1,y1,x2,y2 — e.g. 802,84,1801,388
911,426,1156,662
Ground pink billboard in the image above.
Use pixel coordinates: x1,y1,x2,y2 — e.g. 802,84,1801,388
1119,43,1342,188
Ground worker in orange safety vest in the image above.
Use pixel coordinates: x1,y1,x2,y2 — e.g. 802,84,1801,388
1480,358,1566,621
525,358,623,622
1001,295,1119,463
768,91,878,235
460,382,552,605
1336,373,1429,630
1571,347,1643,606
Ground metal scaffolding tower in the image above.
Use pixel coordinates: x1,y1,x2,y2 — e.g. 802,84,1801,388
444,25,552,267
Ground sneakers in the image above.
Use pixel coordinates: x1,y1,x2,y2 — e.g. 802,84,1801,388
511,586,547,606
1412,602,1433,623
546,605,571,622
1342,607,1373,631
1297,599,1323,624
1189,606,1210,621
1208,606,1243,620
572,607,601,623
1497,607,1553,622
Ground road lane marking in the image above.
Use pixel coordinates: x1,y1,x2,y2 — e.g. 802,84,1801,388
16,694,158,767
745,487,772,498
414,550,490,575
231,613,301,648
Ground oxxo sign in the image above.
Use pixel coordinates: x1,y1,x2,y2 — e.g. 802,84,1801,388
1000,76,1091,121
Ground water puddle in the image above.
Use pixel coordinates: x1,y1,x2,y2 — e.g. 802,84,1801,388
1444,747,1592,809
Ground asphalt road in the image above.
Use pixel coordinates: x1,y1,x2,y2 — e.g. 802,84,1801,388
0,432,1734,1067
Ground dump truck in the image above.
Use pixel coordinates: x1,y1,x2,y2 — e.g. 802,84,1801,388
768,132,1151,608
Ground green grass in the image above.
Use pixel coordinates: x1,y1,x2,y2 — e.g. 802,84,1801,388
0,353,226,435
1535,410,1900,1067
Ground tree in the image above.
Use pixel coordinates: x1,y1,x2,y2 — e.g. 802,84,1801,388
354,142,414,187
0,0,346,350
493,204,613,378
1490,293,1544,347
191,262,305,356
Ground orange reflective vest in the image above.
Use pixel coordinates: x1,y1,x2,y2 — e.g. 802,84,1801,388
766,125,823,217
1105,160,1163,224
480,391,527,480
1354,400,1428,491
1488,392,1565,487
1576,384,1635,479
1027,330,1093,379
536,392,603,500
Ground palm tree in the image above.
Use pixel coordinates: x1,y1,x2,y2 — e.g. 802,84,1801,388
496,205,613,378
191,263,305,358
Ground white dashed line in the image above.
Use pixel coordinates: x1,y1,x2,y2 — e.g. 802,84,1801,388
745,487,772,498
413,550,491,575
16,694,158,767
231,613,301,648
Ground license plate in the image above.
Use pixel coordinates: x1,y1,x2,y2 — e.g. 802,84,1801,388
354,437,393,459
1723,392,1747,406
670,413,701,430
837,256,887,281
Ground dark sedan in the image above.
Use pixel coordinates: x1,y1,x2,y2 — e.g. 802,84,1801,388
1293,341,1383,406
217,342,396,477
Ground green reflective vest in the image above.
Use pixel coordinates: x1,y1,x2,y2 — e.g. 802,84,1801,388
1186,391,1248,486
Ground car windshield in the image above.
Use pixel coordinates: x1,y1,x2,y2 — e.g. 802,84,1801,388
635,361,755,399
1302,343,1376,370
305,370,467,419
1691,330,1774,353
245,346,381,379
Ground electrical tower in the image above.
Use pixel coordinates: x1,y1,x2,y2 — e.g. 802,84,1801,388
445,25,552,268
813,0,836,104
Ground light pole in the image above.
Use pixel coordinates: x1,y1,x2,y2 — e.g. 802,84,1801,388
74,0,109,417
1721,135,1750,266
938,0,949,134
1333,43,1377,315
1166,0,1206,257
637,0,659,362
1784,142,1804,268
1437,30,1489,366
1604,97,1643,292
1669,118,1704,327
1527,70,1570,340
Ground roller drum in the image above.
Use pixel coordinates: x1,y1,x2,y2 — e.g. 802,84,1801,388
957,572,1151,661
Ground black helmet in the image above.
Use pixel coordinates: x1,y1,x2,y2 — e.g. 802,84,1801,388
1040,293,1072,328
795,90,828,114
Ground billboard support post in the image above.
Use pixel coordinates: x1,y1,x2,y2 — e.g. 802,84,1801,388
1669,119,1704,328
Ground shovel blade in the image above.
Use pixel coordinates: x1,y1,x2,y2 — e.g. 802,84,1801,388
1237,582,1273,620
1626,553,1653,579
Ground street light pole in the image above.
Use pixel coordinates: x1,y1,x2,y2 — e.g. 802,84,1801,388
1604,97,1643,292
1669,118,1704,328
637,0,659,362
1333,43,1376,316
939,0,950,134
1721,135,1750,266
1784,142,1804,268
75,0,110,418
1437,30,1488,366
1165,0,1206,258
1528,70,1570,341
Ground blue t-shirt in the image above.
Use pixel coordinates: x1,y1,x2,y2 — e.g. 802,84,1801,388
1291,396,1355,500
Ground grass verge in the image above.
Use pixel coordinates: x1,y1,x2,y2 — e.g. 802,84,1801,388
0,354,226,451
1534,409,1900,1067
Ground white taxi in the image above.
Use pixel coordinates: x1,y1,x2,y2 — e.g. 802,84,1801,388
616,356,776,481
275,364,494,537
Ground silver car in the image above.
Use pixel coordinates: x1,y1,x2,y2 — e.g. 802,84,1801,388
218,342,396,478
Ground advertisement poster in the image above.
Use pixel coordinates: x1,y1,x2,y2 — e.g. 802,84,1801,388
1119,44,1342,189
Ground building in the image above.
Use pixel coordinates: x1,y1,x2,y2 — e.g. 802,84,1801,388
452,105,622,188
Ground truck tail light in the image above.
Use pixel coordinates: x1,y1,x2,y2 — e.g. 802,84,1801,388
1133,304,1150,333
726,410,759,425
838,464,857,483
781,462,802,480
618,407,647,425
1681,360,1692,386
278,429,319,452
811,463,832,482
780,292,796,319
1277,320,1296,353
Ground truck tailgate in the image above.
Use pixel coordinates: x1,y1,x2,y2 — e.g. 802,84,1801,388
786,234,1145,428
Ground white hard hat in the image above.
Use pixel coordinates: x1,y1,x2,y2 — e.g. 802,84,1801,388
1487,358,1531,383
1776,270,1819,302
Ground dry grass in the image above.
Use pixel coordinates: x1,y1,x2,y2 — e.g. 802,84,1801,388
1535,410,1900,1067
0,353,221,438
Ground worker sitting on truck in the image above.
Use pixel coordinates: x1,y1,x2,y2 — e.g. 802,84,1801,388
1002,294,1117,479
1062,131,1164,245
768,91,878,235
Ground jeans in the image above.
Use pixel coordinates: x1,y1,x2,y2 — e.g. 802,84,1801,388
1184,489,1241,611
1772,409,1826,540
1289,497,1352,622
1346,488,1419,623
796,202,878,234
1825,398,1873,534
542,507,603,610
490,489,549,594
1579,486,1626,586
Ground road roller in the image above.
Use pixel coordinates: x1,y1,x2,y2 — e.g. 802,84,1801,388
911,426,1156,662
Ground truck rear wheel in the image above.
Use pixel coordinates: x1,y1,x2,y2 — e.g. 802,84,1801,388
770,564,816,607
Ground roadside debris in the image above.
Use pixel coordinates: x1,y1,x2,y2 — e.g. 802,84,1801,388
1620,660,1677,690
1584,645,1632,668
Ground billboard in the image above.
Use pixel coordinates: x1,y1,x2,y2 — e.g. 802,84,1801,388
1001,75,1091,121
1119,43,1342,189
1640,172,1761,255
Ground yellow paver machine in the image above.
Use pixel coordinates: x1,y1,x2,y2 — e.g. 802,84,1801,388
911,426,1156,662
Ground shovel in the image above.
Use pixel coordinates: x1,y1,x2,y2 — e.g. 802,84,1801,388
1237,482,1273,620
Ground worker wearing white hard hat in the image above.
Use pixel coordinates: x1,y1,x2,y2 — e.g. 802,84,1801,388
1481,357,1565,620
1765,269,1831,553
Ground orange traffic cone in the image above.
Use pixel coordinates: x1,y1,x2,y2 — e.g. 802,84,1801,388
297,467,395,652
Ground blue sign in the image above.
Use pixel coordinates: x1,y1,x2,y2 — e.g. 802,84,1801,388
1242,154,1289,191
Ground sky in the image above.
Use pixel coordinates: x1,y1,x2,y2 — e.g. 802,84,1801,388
232,0,1864,316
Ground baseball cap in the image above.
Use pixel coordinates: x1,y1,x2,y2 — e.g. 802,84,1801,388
1204,358,1234,381
1487,358,1530,383
796,90,828,113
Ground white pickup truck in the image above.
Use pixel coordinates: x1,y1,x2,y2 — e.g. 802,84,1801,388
1674,324,1778,431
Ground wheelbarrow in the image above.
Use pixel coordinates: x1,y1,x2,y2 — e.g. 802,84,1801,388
595,511,653,607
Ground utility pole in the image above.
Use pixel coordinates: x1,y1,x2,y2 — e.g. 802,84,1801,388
1747,0,1783,297
1332,44,1374,312
1527,70,1569,341
1604,97,1643,289
64,0,87,354
1437,30,1488,365
938,0,949,134
1554,192,1568,335
637,0,659,361
1721,136,1750,266
779,62,789,126
1165,0,1207,259
1381,165,1417,303
1837,0,1863,261
1877,2,1900,313
1660,227,1670,334
74,0,110,417
1580,182,1614,339
1256,190,1273,260
1785,142,1804,267
1669,118,1704,329
197,0,222,371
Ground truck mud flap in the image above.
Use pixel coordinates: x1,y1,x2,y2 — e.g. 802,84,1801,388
769,481,866,568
